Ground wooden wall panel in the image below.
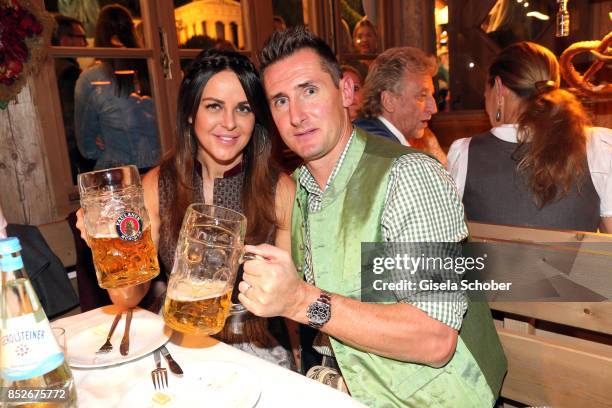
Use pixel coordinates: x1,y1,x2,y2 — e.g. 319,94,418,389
0,84,55,225
429,109,490,151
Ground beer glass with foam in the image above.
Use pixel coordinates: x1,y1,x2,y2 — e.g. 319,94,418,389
78,165,160,289
163,204,247,335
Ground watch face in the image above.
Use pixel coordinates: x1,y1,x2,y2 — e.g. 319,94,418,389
308,302,330,324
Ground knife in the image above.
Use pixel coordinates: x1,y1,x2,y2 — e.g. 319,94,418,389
119,308,133,356
160,345,183,375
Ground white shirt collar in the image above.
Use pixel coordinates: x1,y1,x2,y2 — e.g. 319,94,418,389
490,124,519,143
377,115,411,146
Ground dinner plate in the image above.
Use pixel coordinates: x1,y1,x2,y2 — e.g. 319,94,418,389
64,308,170,368
119,361,261,408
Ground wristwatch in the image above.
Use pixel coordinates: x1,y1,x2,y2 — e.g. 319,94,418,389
306,290,332,329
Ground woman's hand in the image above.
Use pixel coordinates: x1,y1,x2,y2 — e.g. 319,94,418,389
107,282,151,309
75,208,89,244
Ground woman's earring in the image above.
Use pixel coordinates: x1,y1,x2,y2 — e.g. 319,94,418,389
495,106,502,122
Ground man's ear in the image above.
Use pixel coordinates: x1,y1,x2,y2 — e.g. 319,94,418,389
340,74,354,108
380,89,396,113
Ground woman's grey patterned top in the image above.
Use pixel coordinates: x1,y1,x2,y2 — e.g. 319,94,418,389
157,160,294,370
158,160,245,274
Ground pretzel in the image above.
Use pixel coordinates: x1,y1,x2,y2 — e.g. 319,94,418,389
559,31,612,98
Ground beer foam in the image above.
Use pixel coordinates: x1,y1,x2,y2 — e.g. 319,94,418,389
168,280,230,301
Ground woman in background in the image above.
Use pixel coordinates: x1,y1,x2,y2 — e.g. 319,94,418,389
353,17,379,56
448,42,612,232
352,17,379,72
341,64,364,121
75,4,160,171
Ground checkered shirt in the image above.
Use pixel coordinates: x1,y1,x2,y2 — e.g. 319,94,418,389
297,129,469,331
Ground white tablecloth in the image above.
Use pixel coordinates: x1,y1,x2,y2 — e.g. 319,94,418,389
53,307,365,408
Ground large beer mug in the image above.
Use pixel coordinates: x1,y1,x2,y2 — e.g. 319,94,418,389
163,204,247,335
78,165,160,289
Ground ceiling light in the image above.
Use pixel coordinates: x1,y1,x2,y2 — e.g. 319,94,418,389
526,11,549,20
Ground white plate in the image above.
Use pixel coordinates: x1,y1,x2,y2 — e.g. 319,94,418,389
119,361,261,408
64,308,170,368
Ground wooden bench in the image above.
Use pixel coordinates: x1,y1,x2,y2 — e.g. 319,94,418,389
469,222,612,407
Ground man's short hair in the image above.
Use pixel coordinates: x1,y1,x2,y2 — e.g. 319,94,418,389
52,14,84,46
258,26,342,86
360,47,437,119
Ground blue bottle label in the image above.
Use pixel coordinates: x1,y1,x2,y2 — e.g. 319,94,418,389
0,314,64,381
0,255,24,272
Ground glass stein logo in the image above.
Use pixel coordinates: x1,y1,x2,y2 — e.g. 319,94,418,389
115,212,143,241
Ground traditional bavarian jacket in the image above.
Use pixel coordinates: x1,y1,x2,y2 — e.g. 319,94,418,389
291,128,507,407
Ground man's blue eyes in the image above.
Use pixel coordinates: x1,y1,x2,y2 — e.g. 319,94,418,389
274,98,288,107
273,87,317,108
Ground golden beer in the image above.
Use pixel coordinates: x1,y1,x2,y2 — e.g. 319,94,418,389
89,228,159,288
163,280,232,335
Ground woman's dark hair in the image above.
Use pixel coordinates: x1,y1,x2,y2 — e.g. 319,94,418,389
258,26,342,86
165,48,280,245
489,41,591,207
94,4,150,97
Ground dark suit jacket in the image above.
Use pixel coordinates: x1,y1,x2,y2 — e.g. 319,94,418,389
6,224,79,318
353,117,400,143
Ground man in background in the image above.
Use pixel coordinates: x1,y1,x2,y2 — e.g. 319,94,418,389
354,46,447,165
52,14,95,183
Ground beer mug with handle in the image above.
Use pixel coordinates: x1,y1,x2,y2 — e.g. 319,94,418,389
163,204,249,335
78,165,160,289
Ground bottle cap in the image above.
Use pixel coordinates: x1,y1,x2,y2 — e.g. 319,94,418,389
0,255,24,272
0,237,21,255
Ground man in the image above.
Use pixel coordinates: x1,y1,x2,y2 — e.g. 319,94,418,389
238,27,506,406
354,47,447,166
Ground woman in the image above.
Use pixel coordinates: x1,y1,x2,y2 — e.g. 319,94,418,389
351,17,379,72
352,17,379,56
75,4,160,171
448,42,612,232
341,64,364,121
78,49,296,368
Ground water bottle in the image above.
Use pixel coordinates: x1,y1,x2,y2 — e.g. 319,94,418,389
0,237,77,407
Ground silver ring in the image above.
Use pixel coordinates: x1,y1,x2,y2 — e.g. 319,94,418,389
244,283,252,294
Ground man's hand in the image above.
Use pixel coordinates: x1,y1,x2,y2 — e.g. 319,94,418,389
238,244,309,318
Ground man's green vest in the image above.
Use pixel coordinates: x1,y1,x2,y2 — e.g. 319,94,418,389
291,129,507,407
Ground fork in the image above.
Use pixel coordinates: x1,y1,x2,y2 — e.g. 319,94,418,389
96,312,122,354
151,349,168,390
